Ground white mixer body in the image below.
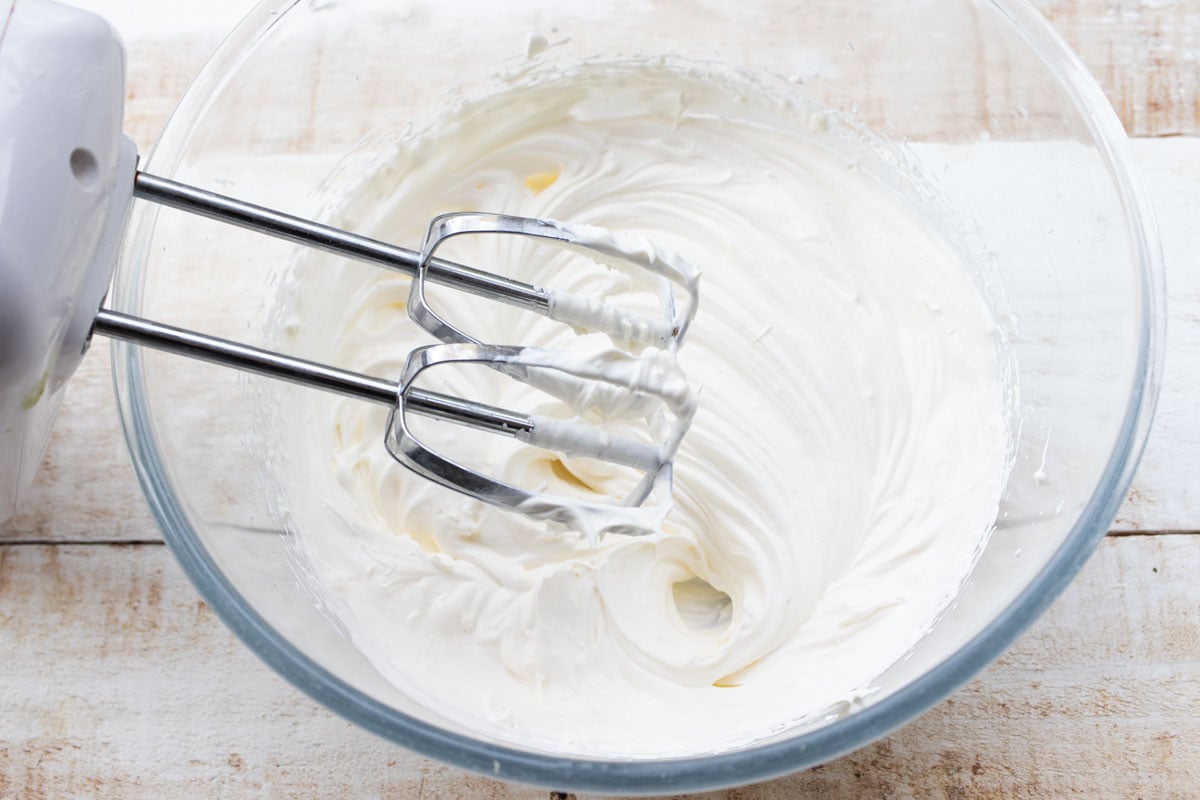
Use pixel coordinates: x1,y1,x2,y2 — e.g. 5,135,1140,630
0,0,135,523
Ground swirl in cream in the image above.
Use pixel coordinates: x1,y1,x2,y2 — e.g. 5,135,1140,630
273,62,1011,757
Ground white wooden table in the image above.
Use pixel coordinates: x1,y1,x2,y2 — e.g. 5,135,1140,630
3,1,1200,797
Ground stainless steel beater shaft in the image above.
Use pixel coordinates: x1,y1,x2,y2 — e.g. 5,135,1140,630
97,171,694,480
132,171,552,314
105,170,559,438
93,309,534,437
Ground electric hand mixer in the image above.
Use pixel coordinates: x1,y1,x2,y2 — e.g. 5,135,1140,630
0,0,700,536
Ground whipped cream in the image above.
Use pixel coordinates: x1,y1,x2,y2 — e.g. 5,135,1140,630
273,62,1011,757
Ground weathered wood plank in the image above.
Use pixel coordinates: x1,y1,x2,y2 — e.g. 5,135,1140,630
1035,0,1200,137
2,536,1199,798
0,543,539,800
1111,138,1200,531
109,0,1200,141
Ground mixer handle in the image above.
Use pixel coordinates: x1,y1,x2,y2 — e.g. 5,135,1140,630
0,0,134,524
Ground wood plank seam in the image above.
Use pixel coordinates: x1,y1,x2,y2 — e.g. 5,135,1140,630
5,528,1199,547
0,540,164,547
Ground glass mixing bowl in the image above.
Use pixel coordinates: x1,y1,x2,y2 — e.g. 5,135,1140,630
109,0,1163,792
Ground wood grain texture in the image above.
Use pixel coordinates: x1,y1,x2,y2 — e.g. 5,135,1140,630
0,544,539,800
1035,0,1200,136
3,537,1199,799
1111,138,1200,531
78,0,1200,140
4,1,1200,798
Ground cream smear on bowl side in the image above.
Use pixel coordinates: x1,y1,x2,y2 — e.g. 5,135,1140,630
270,61,1012,758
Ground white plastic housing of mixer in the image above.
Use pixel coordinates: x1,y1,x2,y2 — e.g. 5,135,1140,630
0,0,135,522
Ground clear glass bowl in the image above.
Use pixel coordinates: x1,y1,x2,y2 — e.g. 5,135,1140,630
109,0,1163,793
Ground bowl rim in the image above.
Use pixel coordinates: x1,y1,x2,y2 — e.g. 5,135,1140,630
110,0,1165,793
